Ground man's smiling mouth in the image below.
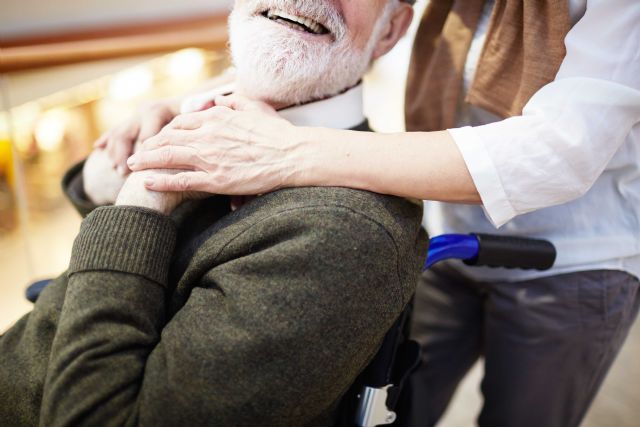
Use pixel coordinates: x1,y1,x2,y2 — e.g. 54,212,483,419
261,9,330,35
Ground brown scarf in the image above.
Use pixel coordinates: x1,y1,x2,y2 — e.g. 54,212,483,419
405,0,570,132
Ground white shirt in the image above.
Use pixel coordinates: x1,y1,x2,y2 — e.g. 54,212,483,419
426,0,640,281
277,84,365,129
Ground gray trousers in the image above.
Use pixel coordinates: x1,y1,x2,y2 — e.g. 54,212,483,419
406,264,640,427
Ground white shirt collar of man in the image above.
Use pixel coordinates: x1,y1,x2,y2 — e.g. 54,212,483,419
180,83,365,130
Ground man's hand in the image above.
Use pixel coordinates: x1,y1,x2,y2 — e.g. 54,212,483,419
83,148,128,205
84,99,182,204
94,101,179,175
115,170,187,215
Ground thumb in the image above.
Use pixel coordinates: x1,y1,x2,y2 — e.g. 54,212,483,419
214,94,278,116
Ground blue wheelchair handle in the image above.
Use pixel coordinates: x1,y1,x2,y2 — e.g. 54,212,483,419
424,234,479,269
425,233,556,271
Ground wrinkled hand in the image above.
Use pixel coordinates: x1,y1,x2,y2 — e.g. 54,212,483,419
126,94,302,196
115,170,190,215
83,148,128,205
94,100,178,175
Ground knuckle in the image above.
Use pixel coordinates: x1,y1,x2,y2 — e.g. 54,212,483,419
187,150,199,164
110,132,128,146
169,115,183,127
113,146,128,160
208,106,230,118
212,172,229,188
142,101,168,116
146,104,164,115
141,136,155,146
161,148,174,164
96,131,109,143
176,175,191,191
121,124,139,139
106,138,118,153
146,134,167,147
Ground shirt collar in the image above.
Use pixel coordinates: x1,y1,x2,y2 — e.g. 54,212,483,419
277,83,365,129
180,83,365,130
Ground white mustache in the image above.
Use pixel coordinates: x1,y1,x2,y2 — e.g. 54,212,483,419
240,0,347,39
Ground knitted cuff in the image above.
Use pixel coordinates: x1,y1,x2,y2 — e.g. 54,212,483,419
69,206,177,286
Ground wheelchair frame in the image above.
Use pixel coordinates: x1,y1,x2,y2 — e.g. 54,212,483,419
348,233,556,427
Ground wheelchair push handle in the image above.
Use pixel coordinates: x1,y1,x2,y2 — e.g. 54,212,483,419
425,233,556,271
465,233,556,270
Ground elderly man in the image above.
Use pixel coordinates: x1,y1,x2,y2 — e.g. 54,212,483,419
0,1,424,426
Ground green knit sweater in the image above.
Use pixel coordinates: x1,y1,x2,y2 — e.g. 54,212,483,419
0,162,427,427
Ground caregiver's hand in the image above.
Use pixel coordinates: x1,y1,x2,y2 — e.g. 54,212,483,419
126,95,301,195
126,94,478,204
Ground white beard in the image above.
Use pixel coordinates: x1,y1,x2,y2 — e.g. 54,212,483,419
228,0,396,106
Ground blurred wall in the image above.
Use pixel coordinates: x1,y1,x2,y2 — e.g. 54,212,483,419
1,0,233,39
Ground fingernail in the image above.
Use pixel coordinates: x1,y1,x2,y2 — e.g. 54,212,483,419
127,157,136,167
144,177,155,187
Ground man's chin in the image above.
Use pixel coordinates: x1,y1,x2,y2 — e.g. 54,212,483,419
233,60,363,107
229,11,368,107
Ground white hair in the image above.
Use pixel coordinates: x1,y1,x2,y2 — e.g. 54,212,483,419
228,0,399,106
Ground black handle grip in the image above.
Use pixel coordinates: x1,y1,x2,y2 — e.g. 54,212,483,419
464,233,556,271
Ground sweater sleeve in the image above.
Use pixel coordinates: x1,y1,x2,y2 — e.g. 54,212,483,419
39,204,409,426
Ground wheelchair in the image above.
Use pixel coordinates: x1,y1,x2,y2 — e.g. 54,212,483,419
25,233,556,427
335,233,556,427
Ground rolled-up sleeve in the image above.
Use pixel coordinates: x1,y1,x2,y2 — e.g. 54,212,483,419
450,0,640,227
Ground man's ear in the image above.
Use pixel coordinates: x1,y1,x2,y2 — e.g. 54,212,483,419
372,3,414,60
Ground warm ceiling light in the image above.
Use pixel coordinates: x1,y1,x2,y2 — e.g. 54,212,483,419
108,66,153,101
167,49,206,79
34,109,68,152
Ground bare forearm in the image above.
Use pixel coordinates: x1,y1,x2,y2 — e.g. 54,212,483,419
127,102,482,202
294,127,481,203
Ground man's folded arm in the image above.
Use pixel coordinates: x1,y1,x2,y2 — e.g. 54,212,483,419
38,206,175,427
39,203,412,426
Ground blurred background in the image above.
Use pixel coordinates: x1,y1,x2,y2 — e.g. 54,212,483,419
1,0,233,327
0,0,637,426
